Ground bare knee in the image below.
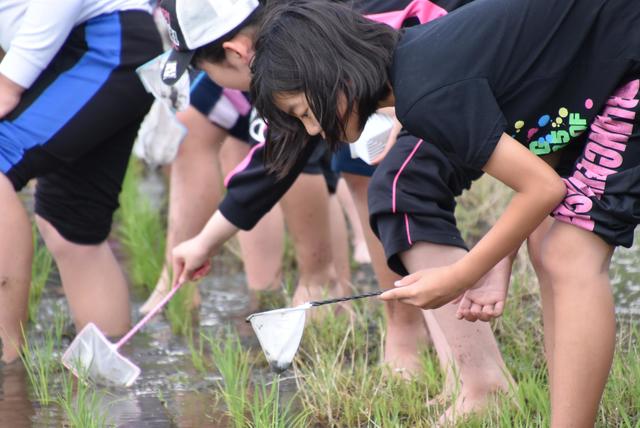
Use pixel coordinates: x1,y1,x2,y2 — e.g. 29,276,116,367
539,225,612,294
35,216,102,260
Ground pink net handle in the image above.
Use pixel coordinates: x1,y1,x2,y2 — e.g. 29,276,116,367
115,280,183,349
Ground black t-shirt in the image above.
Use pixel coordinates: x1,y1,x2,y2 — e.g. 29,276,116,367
223,0,472,230
392,0,640,171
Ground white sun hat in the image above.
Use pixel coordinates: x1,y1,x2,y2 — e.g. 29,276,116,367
158,0,260,85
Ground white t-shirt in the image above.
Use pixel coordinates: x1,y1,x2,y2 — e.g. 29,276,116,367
0,0,152,89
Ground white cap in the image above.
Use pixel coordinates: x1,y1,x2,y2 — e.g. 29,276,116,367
159,0,260,85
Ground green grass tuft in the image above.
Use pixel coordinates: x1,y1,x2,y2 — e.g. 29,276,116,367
205,330,251,428
19,325,60,405
29,224,53,323
115,157,166,296
57,369,111,428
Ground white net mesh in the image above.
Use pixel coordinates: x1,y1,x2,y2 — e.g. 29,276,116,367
247,304,310,373
62,323,140,387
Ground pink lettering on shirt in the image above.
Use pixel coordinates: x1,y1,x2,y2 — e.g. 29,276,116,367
552,79,639,231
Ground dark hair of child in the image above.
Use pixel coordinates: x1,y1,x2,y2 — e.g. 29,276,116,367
250,0,398,177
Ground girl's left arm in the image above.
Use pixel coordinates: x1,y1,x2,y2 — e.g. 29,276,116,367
380,133,566,308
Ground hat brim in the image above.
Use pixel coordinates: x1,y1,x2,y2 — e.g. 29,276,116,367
161,49,195,86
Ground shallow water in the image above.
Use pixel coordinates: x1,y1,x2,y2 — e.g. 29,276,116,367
2,179,638,427
6,251,287,427
611,234,640,317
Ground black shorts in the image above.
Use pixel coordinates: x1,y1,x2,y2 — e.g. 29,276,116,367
368,132,481,275
0,11,162,244
552,77,640,247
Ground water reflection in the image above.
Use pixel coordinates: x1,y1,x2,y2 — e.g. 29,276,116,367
611,230,640,317
0,364,34,428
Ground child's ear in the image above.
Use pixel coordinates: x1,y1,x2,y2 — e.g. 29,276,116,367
222,34,254,65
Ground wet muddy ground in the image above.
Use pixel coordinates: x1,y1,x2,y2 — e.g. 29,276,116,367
2,179,638,427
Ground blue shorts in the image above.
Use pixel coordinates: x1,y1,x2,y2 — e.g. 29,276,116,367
331,145,376,177
1,11,162,244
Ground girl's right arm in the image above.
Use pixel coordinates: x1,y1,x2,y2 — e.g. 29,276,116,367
381,133,566,308
172,129,323,283
172,210,238,284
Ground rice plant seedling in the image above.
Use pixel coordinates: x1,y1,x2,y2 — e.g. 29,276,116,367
52,306,67,344
57,368,111,428
248,376,309,428
166,282,197,336
187,329,208,374
205,330,251,428
116,158,199,334
29,223,53,322
115,157,166,296
19,325,60,405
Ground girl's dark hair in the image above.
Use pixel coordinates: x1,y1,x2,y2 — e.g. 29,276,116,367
250,0,398,177
192,6,265,65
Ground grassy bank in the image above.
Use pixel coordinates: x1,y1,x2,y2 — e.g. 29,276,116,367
193,279,638,427
174,174,639,427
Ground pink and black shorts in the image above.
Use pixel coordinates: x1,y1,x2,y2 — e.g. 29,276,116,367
552,78,640,248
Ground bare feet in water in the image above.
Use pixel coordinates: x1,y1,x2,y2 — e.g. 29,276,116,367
139,269,201,315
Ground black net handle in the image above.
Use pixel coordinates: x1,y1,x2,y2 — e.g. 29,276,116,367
310,290,382,307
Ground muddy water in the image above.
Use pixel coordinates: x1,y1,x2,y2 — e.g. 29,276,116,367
7,251,290,427
1,181,638,427
611,237,640,317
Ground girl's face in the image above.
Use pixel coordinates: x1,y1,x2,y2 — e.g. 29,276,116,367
274,92,363,143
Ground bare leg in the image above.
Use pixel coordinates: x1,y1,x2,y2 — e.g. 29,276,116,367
540,221,615,427
336,178,370,264
218,136,285,291
278,173,348,311
343,173,430,376
140,108,285,314
400,242,513,423
140,106,226,313
328,193,352,291
0,174,31,363
36,215,130,336
526,217,556,390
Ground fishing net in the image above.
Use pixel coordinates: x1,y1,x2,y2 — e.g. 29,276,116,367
61,323,140,387
246,303,311,373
